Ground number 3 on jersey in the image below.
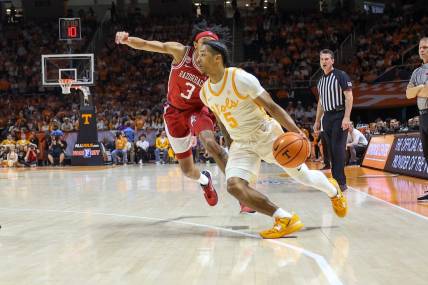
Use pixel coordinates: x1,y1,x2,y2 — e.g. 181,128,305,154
180,82,196,100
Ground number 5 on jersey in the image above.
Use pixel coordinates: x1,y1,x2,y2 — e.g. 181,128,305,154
180,82,196,100
223,112,238,128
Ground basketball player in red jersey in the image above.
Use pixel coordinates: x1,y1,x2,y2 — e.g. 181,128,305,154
115,28,254,212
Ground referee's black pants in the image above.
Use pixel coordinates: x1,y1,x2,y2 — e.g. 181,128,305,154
322,110,348,186
419,112,428,162
320,131,331,167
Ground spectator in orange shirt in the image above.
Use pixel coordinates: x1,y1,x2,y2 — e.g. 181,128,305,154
0,77,11,91
155,130,169,165
1,134,15,146
111,132,128,165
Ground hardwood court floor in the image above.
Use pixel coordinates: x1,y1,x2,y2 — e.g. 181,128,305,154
0,163,427,285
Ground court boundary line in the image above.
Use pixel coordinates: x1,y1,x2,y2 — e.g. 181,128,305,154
0,207,343,285
348,187,428,222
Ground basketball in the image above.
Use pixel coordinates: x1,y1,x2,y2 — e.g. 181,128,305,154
272,132,310,168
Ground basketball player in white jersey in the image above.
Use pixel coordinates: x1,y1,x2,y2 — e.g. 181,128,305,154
197,41,348,239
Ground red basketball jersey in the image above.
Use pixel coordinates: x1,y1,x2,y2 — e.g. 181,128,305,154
167,47,207,111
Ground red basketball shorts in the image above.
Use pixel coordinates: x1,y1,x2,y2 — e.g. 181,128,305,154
163,104,214,159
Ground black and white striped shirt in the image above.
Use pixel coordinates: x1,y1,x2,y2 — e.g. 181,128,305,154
317,68,352,112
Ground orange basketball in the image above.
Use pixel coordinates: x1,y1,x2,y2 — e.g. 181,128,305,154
272,132,310,168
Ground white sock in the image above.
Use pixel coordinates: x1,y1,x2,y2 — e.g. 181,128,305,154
273,208,292,218
282,163,338,198
197,172,209,185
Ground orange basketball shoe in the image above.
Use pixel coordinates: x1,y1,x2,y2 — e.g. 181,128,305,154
259,213,304,239
200,170,218,206
328,178,348,218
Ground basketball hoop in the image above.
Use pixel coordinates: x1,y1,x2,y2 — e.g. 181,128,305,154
59,79,75,94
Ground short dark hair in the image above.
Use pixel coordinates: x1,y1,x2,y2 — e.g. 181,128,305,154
320,49,335,60
203,40,230,67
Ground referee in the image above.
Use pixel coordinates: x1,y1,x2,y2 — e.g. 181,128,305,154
314,49,353,191
406,37,428,202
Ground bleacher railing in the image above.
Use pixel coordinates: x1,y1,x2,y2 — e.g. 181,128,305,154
373,63,419,83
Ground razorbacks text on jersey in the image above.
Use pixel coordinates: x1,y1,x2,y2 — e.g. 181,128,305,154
167,46,208,111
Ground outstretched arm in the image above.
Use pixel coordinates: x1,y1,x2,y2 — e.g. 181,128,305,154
253,91,304,135
115,31,187,64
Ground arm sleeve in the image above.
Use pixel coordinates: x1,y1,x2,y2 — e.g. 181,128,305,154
336,70,353,91
155,138,160,148
233,68,266,99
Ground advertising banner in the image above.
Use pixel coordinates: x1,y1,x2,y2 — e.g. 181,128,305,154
385,134,428,179
362,135,395,170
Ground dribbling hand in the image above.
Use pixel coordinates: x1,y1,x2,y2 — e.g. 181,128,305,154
115,31,129,44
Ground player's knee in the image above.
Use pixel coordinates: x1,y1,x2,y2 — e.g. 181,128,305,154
227,178,245,197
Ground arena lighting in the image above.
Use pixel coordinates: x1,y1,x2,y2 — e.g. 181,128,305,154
245,3,249,7
225,1,231,4
264,6,267,9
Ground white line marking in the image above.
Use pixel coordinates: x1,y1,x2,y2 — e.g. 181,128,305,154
349,187,428,222
355,174,399,178
0,207,343,285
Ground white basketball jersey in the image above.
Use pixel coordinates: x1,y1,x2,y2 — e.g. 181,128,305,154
200,67,270,141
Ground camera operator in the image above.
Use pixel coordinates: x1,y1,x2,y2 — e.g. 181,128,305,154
25,143,38,167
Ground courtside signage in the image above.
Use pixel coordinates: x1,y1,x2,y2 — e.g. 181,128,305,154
385,134,428,179
362,135,395,169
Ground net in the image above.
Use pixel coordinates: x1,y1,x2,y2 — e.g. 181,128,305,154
59,79,75,94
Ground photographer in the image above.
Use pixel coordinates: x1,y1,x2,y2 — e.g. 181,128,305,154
16,145,27,167
48,135,67,166
25,144,38,167
2,145,18,167
0,145,8,166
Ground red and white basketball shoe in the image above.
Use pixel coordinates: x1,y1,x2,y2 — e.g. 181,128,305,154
200,170,218,206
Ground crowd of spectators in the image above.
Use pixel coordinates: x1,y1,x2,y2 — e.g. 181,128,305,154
345,14,428,82
0,7,427,168
241,7,428,86
242,12,354,87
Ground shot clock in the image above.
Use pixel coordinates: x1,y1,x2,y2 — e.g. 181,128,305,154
59,18,81,40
